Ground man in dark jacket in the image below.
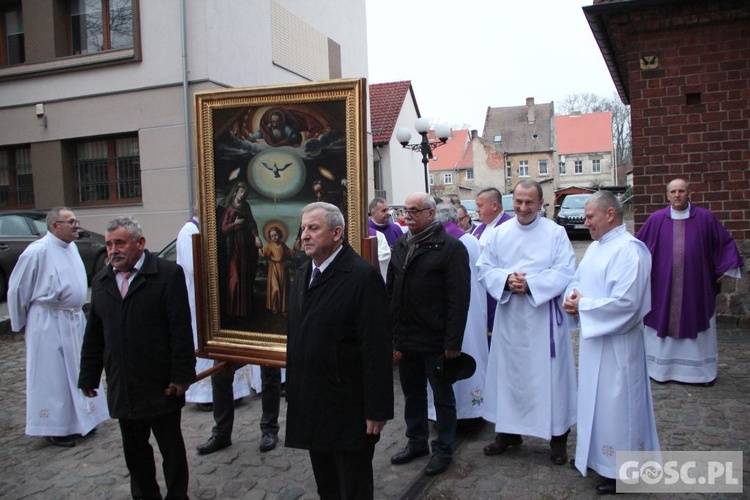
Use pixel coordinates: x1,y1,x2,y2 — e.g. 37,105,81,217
387,192,471,476
79,216,196,500
286,202,393,500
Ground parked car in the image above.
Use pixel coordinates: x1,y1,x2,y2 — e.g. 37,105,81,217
158,238,178,262
0,211,108,299
555,194,592,236
501,195,514,215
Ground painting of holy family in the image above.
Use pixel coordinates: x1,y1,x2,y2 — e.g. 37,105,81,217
193,78,368,366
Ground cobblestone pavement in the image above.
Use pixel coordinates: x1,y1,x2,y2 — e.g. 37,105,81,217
0,325,748,499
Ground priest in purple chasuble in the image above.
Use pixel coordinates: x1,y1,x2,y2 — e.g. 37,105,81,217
636,178,742,385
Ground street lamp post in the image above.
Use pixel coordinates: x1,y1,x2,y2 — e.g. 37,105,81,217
396,118,451,193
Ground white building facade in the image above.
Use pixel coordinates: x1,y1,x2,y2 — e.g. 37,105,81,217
0,0,369,249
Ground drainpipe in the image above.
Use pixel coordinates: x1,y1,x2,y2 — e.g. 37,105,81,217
180,0,195,209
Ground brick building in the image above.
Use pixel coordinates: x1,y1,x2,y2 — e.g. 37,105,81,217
584,0,750,324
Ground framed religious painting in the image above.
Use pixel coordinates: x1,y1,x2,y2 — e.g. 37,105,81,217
194,78,368,367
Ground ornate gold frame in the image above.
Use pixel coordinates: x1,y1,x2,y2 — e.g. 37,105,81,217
194,78,368,366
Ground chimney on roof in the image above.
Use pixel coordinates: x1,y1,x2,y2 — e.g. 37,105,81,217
526,97,535,124
471,130,478,139
571,110,581,117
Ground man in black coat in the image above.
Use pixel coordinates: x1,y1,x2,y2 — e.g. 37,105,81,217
79,216,196,500
286,202,393,500
387,192,471,476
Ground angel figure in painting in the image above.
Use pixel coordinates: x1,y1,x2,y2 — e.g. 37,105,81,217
259,225,295,316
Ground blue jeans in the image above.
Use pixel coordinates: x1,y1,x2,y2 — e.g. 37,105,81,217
398,350,456,459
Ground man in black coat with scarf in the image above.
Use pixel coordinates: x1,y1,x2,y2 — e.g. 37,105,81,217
79,216,196,500
387,192,471,476
285,202,393,500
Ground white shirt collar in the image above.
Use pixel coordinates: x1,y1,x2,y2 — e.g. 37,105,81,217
670,202,690,220
312,243,344,275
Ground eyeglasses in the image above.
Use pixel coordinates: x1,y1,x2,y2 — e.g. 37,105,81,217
457,214,468,221
403,208,430,216
57,218,80,227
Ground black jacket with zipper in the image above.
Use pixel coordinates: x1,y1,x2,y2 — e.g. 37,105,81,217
387,223,470,353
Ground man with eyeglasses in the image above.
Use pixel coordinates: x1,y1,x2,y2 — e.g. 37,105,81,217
456,204,476,233
8,207,109,448
387,192,471,476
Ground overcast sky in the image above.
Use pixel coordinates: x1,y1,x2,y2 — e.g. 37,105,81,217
366,0,617,132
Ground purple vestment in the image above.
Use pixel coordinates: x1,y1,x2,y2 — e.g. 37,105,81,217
442,221,466,240
472,212,512,239
368,218,404,247
636,205,742,339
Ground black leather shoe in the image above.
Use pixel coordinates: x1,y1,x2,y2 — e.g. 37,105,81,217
424,455,451,476
259,433,278,452
46,436,75,448
390,446,429,465
596,479,616,495
196,403,213,412
196,437,231,455
483,433,522,456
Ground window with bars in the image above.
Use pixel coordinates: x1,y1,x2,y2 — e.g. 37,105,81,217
0,2,24,67
73,135,141,205
70,0,133,55
0,145,34,208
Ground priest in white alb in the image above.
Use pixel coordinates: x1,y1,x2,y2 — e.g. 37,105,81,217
563,191,659,495
477,180,577,465
428,203,488,423
8,207,109,447
176,207,250,410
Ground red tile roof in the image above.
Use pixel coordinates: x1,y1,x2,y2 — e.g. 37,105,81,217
369,81,415,145
427,129,473,172
555,112,613,155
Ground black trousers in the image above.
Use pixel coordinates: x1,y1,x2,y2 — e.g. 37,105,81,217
118,408,188,500
210,363,281,440
309,438,378,500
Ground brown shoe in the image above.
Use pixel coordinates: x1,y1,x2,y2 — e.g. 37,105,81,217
483,433,522,456
550,430,569,465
